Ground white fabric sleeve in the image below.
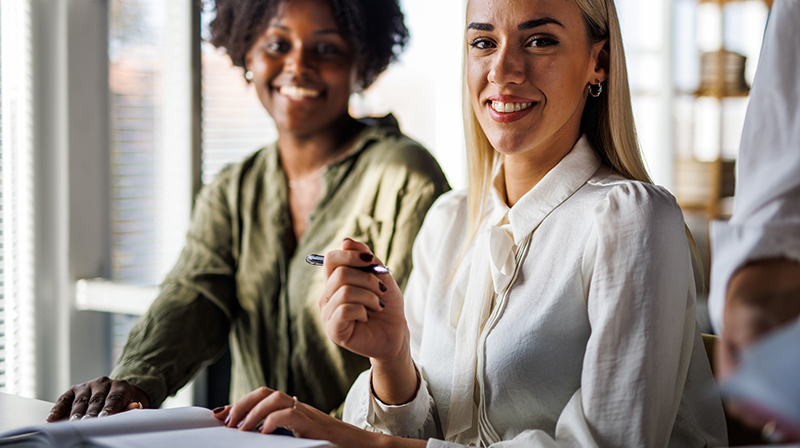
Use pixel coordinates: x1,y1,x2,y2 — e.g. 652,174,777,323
342,365,438,438
709,0,800,333
425,183,702,448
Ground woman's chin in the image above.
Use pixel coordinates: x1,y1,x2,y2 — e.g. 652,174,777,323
486,133,537,156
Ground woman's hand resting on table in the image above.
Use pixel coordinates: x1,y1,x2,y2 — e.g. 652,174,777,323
214,387,382,447
214,387,426,448
46,376,150,421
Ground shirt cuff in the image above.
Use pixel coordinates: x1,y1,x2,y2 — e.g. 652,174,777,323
709,220,800,333
366,363,432,436
110,360,168,408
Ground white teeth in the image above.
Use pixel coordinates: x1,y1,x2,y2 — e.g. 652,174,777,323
279,85,321,100
491,101,534,113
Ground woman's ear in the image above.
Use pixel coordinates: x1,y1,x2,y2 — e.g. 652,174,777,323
244,51,253,73
591,39,610,83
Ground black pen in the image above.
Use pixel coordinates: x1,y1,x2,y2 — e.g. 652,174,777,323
305,254,390,274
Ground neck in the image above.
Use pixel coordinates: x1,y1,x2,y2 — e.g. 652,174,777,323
277,115,363,180
503,130,581,207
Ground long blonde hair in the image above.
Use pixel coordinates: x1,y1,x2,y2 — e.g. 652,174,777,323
461,0,701,276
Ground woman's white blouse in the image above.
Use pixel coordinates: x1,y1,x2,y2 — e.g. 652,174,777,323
343,138,727,447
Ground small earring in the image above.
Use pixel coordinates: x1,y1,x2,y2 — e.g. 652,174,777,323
245,70,254,81
589,79,603,98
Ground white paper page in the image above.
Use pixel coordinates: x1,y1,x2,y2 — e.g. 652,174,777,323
83,427,332,448
720,319,800,428
0,407,221,447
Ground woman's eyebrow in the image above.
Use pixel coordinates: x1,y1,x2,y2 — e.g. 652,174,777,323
518,18,564,30
267,24,341,36
467,18,564,32
314,29,342,36
467,22,493,31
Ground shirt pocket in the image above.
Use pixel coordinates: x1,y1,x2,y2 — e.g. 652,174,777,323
346,214,384,255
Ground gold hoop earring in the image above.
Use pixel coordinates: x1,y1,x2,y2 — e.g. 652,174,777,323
589,79,603,98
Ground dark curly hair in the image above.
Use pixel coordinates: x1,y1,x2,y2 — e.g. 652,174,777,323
208,0,410,89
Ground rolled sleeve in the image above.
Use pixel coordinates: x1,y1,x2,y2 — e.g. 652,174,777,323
709,221,800,332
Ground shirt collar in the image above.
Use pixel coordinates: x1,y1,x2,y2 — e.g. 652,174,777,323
319,114,401,198
331,114,401,167
489,135,602,244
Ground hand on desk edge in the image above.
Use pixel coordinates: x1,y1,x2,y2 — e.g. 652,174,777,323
46,376,151,422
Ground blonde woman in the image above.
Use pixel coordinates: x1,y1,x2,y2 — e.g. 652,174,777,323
216,0,729,446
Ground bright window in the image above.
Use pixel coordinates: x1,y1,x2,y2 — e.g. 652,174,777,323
0,0,36,397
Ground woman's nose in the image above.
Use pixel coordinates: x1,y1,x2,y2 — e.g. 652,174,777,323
488,46,525,86
284,46,314,75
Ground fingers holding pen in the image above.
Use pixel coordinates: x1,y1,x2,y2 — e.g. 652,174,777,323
319,265,386,308
322,238,381,278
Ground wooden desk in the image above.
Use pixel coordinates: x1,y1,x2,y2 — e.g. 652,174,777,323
0,392,54,434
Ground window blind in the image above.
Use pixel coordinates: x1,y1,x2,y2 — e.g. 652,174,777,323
0,3,6,391
199,5,276,185
200,50,275,184
109,0,164,287
0,0,36,397
108,0,165,363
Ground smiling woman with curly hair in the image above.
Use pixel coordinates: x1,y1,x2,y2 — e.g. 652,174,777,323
46,0,449,423
209,0,409,89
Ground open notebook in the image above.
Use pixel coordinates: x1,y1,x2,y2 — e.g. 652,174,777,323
0,406,332,448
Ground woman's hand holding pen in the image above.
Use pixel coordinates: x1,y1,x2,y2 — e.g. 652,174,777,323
319,239,406,361
218,241,418,448
319,238,419,406
213,239,426,448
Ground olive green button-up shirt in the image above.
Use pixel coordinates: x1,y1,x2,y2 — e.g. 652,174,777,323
110,115,450,412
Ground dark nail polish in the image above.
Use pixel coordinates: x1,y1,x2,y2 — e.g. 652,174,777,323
379,299,386,308
379,282,387,292
360,253,373,262
224,415,231,425
237,420,245,428
212,406,225,414
255,423,264,432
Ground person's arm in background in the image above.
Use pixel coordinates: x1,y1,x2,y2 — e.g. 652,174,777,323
709,0,800,380
47,166,240,421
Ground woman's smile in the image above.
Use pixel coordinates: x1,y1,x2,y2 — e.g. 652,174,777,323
276,85,322,101
486,94,538,123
